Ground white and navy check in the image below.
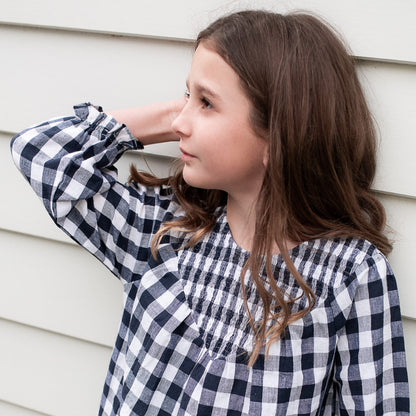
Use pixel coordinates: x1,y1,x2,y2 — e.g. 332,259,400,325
11,103,410,415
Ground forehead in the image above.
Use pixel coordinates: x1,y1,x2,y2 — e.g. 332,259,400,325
188,44,247,100
189,45,235,83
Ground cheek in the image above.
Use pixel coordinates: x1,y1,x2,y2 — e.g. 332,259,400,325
197,120,266,171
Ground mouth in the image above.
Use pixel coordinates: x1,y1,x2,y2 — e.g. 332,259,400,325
179,147,195,162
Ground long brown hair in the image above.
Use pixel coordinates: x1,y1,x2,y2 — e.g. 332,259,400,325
130,10,391,365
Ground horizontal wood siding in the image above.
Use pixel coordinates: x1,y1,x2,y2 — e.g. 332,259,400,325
0,400,50,416
1,0,415,63
0,25,191,158
0,229,123,346
0,319,112,415
1,1,414,413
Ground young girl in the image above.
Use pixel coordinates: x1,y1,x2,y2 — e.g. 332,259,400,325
11,10,409,416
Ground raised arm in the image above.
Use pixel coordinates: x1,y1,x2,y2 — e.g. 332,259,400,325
10,102,184,283
108,97,185,145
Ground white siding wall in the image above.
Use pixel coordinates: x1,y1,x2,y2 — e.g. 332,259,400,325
1,1,414,414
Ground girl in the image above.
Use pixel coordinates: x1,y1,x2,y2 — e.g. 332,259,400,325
11,10,409,416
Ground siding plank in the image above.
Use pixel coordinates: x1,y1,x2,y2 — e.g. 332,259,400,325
380,194,416,320
0,319,112,416
1,0,415,63
0,400,50,416
361,62,416,198
0,229,122,346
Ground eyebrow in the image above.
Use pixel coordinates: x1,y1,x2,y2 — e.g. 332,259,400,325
186,79,221,101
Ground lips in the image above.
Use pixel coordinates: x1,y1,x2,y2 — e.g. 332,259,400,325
180,147,195,162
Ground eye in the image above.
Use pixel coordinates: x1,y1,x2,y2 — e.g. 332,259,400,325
200,97,213,109
184,89,190,99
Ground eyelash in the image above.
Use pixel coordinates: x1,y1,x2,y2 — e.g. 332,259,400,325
184,89,213,109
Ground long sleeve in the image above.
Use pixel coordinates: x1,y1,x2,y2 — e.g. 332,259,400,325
333,249,409,415
10,103,180,284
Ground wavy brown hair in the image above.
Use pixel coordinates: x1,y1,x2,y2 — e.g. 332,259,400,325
130,10,391,366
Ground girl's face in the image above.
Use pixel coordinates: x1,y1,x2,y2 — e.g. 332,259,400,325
171,44,267,200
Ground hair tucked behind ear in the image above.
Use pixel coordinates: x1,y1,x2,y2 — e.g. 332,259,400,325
131,10,391,366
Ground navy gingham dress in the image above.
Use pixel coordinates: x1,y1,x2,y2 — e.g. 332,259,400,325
11,104,410,415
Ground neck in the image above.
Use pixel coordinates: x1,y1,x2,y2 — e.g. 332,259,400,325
226,193,258,251
226,193,298,254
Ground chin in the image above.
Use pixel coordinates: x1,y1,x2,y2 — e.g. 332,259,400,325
182,171,214,191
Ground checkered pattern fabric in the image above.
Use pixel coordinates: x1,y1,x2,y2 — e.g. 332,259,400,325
11,103,409,415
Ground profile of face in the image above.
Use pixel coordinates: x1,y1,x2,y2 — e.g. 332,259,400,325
171,44,267,199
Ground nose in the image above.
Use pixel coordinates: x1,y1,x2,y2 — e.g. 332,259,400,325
171,101,191,139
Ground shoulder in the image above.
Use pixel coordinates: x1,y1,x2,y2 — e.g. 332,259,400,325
295,237,389,282
325,238,392,289
292,238,393,307
309,238,396,326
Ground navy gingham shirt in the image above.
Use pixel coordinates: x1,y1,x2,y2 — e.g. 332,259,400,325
11,103,409,415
